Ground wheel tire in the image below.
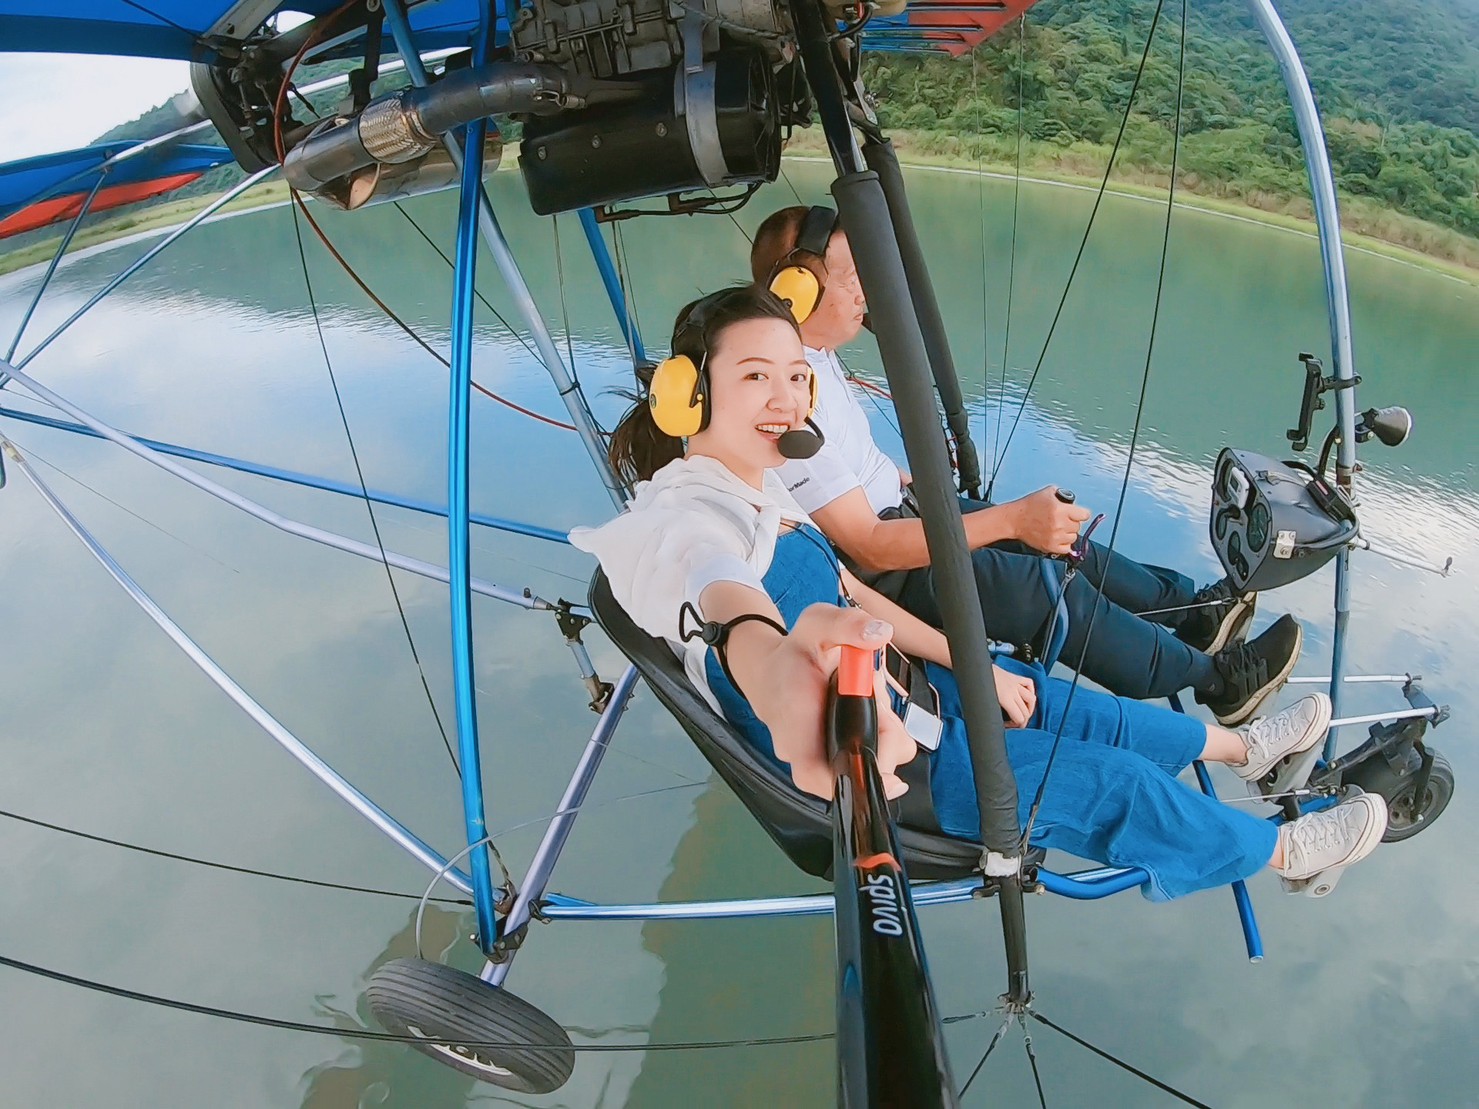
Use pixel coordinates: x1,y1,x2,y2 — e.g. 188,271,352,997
1345,751,1454,844
366,957,574,1093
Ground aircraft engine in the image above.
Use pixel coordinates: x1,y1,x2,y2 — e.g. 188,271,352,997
191,0,856,216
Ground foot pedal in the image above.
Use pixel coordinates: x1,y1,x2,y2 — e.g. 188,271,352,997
1279,866,1346,898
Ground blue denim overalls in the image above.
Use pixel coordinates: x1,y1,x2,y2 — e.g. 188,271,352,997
704,525,1279,900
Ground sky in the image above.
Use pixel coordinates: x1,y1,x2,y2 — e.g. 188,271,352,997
0,53,195,162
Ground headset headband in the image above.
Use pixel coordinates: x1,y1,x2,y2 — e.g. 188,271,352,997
792,205,837,263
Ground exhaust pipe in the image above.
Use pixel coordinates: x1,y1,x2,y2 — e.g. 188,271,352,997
283,61,620,193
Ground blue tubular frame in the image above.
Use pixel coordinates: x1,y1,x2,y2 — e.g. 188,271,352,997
532,866,1150,921
0,407,571,545
578,209,646,362
1171,694,1264,962
5,172,105,363
1244,0,1360,758
448,114,500,955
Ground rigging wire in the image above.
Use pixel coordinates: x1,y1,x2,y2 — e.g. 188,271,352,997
551,214,580,383
1029,1011,1212,1108
24,447,242,576
117,0,195,38
780,166,807,206
270,0,577,434
986,0,1169,499
390,204,580,431
958,1012,1015,1096
1024,1024,1048,1109
972,44,991,461
990,14,1028,476
289,200,460,779
0,781,706,910
0,804,470,905
1018,0,1187,855
611,222,646,355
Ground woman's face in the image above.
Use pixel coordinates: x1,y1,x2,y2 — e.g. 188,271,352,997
687,316,812,481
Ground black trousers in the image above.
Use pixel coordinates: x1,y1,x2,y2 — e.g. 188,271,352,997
876,498,1219,700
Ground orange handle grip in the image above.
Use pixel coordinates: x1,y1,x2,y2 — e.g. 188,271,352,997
837,644,877,698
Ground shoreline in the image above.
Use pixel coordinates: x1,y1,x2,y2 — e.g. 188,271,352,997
778,128,1479,286
3,145,1475,287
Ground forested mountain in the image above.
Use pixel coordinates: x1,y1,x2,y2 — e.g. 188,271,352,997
866,0,1479,237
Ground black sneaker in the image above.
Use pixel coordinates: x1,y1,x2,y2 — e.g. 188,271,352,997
1198,614,1303,727
1176,578,1257,654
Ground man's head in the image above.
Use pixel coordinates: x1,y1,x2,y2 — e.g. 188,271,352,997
750,205,867,351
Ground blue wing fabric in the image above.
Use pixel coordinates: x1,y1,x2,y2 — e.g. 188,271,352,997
0,141,230,220
0,0,493,61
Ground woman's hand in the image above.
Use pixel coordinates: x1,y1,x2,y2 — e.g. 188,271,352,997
994,665,1037,729
741,604,917,801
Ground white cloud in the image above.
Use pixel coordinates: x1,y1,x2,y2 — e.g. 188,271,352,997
0,53,191,162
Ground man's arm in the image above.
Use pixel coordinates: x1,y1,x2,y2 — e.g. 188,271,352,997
811,484,1090,572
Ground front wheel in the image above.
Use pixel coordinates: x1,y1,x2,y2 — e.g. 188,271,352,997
1345,750,1454,844
366,957,575,1092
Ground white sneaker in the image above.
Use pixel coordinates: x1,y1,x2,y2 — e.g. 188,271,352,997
1237,692,1332,796
1276,792,1388,897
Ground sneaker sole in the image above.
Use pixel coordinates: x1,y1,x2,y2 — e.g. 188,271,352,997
1204,594,1257,656
1242,692,1332,796
1214,621,1303,728
1280,792,1389,897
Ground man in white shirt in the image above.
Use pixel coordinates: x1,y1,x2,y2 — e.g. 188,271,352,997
750,205,1301,726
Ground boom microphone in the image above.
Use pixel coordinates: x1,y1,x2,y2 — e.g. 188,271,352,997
778,418,827,460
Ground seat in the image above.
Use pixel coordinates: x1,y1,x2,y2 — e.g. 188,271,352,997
589,570,991,881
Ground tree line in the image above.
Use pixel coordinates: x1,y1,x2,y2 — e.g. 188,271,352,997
864,0,1479,237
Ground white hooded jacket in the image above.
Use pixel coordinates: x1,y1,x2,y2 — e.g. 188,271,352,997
569,454,810,709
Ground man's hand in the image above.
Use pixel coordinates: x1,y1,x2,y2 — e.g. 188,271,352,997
994,665,1037,728
1009,486,1092,555
742,604,917,801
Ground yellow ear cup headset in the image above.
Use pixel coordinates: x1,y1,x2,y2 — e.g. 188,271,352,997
647,292,726,438
647,287,822,449
767,205,837,326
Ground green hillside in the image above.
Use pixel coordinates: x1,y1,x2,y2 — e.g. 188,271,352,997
11,0,1470,270
866,0,1479,240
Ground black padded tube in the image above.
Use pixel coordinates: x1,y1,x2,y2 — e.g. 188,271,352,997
862,138,983,497
831,170,1019,859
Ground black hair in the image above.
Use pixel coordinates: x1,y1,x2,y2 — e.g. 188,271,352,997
607,285,801,484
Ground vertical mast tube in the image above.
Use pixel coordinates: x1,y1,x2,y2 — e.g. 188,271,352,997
1243,0,1358,746
447,115,500,953
790,0,1029,1007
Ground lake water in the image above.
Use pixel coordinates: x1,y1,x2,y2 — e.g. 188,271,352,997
1,161,1476,1108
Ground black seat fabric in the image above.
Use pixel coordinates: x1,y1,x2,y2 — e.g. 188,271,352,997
589,570,986,881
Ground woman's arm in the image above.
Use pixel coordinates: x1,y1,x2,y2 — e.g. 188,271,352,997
697,581,917,799
839,570,1039,728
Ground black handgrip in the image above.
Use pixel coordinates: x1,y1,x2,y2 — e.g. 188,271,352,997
1055,488,1076,505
